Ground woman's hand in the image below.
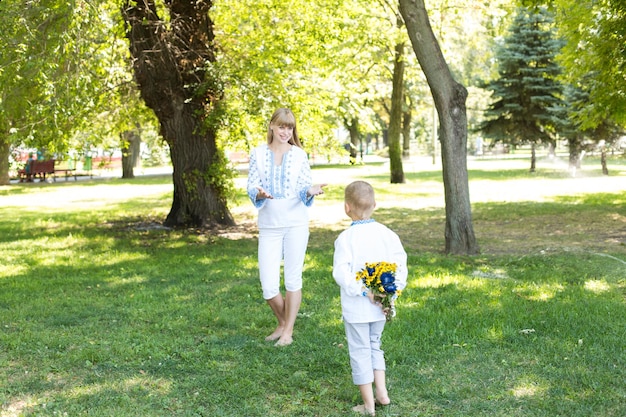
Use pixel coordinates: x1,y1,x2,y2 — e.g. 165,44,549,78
307,183,327,197
256,186,273,200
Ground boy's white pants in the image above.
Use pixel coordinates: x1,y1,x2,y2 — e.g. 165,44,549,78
344,320,386,385
258,225,309,300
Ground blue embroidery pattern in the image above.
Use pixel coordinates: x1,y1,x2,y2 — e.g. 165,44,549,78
247,145,314,208
351,218,376,226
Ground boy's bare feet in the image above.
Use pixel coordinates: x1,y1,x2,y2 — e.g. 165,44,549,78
265,326,284,341
375,396,390,406
374,376,390,405
375,388,390,406
352,404,375,415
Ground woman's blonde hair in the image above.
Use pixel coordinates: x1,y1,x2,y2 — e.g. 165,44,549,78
345,181,376,218
266,108,303,148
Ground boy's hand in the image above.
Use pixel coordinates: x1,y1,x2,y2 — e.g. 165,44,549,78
368,292,385,306
382,300,396,319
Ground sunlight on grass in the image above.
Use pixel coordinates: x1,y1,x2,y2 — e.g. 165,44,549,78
86,250,152,267
487,326,505,341
198,255,257,269
512,283,565,301
106,274,150,288
2,397,32,416
0,264,28,277
584,279,611,293
68,376,172,399
413,274,463,289
304,256,332,270
511,378,547,398
471,267,509,279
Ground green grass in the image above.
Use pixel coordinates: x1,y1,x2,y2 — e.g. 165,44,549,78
1,158,625,416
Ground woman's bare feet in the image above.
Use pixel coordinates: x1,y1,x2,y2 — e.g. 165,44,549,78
274,334,293,347
264,326,284,342
352,404,375,415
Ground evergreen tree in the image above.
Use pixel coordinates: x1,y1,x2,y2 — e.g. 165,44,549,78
479,6,565,172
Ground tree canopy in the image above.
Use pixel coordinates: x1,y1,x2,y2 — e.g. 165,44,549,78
533,0,626,128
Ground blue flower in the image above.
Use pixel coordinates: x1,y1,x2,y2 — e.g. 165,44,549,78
383,283,397,294
380,272,395,285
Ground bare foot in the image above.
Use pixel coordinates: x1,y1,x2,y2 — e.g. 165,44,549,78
274,335,293,347
352,404,375,415
265,326,284,341
375,396,390,406
375,387,390,406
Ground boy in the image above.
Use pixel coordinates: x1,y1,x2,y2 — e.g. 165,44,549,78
332,181,408,416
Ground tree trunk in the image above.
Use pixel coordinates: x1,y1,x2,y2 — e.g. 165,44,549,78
347,118,360,164
121,128,141,179
389,27,406,184
568,134,583,177
122,0,234,228
530,143,536,173
399,0,478,255
601,146,609,175
0,140,9,185
402,100,412,157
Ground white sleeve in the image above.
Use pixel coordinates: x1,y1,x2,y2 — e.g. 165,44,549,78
332,234,362,297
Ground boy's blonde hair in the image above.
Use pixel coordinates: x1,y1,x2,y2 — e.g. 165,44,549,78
345,181,376,218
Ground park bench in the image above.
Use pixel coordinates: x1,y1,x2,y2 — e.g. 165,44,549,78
18,160,55,182
18,159,77,182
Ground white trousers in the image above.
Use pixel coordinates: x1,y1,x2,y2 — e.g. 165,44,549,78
344,320,386,385
258,225,309,300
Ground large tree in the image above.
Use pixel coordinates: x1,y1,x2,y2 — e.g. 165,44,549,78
399,0,479,255
122,0,234,228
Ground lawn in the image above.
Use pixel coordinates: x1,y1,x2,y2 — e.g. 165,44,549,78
1,155,625,416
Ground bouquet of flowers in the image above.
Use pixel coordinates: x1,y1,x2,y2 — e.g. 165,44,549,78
356,261,401,322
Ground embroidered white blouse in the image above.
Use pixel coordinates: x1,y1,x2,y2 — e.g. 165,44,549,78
247,144,314,228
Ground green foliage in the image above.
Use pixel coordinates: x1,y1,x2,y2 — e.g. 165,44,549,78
182,150,236,203
554,0,626,127
212,0,405,153
0,0,77,149
204,149,237,199
0,0,157,159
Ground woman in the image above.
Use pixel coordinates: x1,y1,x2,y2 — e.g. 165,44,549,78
247,108,326,347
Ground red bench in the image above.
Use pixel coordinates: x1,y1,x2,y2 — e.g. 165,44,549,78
18,159,77,182
19,160,55,182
